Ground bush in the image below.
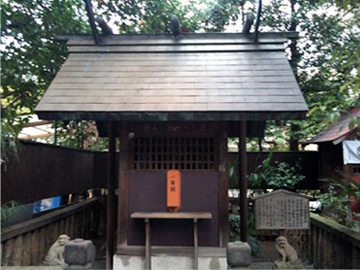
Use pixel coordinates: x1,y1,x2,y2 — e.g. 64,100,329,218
229,214,263,257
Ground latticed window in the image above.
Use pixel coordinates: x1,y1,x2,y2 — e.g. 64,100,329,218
134,137,215,170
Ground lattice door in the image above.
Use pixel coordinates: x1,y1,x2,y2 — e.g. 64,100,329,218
133,137,215,170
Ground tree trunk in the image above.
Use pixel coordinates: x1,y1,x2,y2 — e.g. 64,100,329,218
289,0,300,151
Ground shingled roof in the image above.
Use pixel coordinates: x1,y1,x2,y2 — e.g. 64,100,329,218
35,32,308,121
304,107,360,145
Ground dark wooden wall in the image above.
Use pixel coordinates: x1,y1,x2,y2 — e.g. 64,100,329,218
128,171,219,246
1,141,115,204
318,142,343,181
2,142,320,204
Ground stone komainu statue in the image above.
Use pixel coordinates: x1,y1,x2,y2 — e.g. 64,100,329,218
272,236,303,269
43,234,70,267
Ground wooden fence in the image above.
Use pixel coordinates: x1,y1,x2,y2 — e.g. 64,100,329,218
2,141,320,204
1,198,100,267
309,213,360,269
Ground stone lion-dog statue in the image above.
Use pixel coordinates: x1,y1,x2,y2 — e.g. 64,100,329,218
272,236,303,269
43,234,70,267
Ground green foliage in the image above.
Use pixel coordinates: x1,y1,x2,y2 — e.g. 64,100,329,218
260,0,360,144
95,0,204,34
1,0,90,161
44,120,109,151
229,214,241,241
248,150,304,189
318,184,360,229
2,0,360,158
1,201,22,232
201,0,257,32
330,177,360,204
229,214,263,257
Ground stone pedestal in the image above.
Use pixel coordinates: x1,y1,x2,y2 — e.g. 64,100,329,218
64,239,96,269
226,241,252,268
114,254,227,269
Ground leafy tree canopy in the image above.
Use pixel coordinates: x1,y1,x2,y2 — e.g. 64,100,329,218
1,0,90,160
1,0,360,157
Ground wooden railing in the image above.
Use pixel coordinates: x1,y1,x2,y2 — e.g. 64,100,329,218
1,198,100,267
309,213,360,269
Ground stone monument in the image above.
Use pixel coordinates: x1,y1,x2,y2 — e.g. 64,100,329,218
43,234,70,267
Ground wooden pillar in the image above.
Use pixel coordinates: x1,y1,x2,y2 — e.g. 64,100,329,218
107,121,116,269
239,121,248,242
145,218,151,270
218,124,229,247
118,122,129,247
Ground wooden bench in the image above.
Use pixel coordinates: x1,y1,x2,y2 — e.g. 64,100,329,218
131,212,212,270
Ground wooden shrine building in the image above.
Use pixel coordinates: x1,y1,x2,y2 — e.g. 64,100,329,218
35,32,308,269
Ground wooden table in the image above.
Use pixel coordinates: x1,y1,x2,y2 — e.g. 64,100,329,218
131,212,212,270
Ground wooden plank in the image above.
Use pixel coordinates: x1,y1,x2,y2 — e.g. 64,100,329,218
48,81,300,90
45,224,54,256
69,214,75,239
56,69,293,78
40,94,304,104
80,210,85,238
44,89,298,97
30,230,38,266
2,239,14,266
131,212,212,219
67,37,288,46
37,227,46,265
36,102,307,113
116,245,226,256
60,62,290,71
65,51,285,61
60,58,289,68
352,246,360,269
9,235,22,266
52,222,59,245
69,44,285,53
50,76,296,85
61,61,290,69
65,216,71,236
58,218,65,237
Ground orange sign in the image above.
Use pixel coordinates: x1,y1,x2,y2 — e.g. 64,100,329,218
167,170,181,212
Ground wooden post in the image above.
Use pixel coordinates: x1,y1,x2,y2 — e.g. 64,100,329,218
194,218,198,270
107,121,116,270
145,218,151,270
118,122,129,247
239,121,248,242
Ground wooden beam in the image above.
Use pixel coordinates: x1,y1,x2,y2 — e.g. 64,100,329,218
239,121,248,242
22,120,52,128
107,121,116,269
18,132,54,140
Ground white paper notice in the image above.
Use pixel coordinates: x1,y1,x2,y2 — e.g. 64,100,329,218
343,141,360,165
